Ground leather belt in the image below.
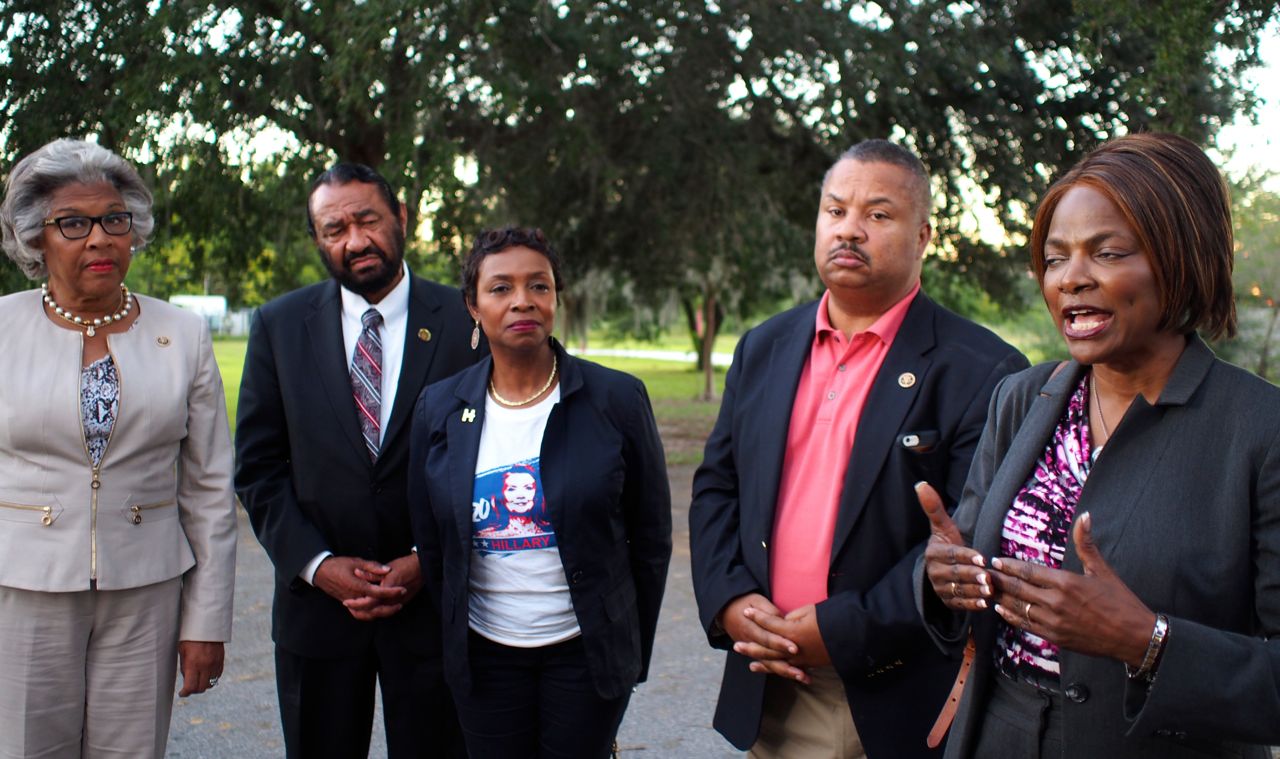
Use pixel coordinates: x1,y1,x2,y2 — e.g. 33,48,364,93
927,636,975,749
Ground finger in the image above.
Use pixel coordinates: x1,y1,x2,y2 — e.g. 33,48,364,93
343,595,382,611
993,601,1039,633
743,610,800,654
1071,512,1114,579
349,604,402,621
915,481,964,545
351,560,392,576
747,595,784,617
356,582,408,600
734,641,793,661
178,669,204,697
989,557,1051,590
748,659,811,684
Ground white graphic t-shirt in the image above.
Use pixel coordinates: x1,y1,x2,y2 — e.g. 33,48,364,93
468,386,579,647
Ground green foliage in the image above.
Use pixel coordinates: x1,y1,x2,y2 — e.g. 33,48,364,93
3,0,1276,322
1216,173,1280,377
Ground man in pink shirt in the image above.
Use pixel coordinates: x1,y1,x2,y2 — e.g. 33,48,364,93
690,140,1026,758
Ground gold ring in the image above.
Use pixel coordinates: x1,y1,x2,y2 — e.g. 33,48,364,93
950,581,959,598
1024,601,1034,625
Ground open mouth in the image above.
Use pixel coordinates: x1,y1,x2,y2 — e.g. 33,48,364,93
1062,306,1112,338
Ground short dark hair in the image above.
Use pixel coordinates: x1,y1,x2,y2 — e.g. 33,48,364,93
462,226,564,307
1030,132,1236,340
823,139,933,219
306,163,401,237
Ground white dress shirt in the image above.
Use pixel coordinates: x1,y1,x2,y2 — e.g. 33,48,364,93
302,263,412,585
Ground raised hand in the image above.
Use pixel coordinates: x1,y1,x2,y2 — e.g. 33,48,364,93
989,512,1153,664
917,481,991,612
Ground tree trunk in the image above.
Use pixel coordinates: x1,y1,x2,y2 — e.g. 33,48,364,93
682,297,704,370
700,287,718,401
1258,307,1279,380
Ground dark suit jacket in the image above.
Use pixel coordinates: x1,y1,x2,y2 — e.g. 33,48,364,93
689,291,1026,757
920,335,1280,759
407,341,672,700
235,274,481,657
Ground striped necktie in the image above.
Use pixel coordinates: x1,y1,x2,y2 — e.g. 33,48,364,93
350,308,384,461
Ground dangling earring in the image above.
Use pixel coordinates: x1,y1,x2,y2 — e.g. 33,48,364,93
470,320,480,351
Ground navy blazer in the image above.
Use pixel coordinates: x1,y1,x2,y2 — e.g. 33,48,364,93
408,341,672,700
920,336,1280,759
235,275,481,657
689,292,1026,757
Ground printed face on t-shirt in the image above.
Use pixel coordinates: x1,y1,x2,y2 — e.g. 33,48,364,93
502,471,537,514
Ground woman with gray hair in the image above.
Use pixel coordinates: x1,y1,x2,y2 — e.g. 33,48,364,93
0,138,237,758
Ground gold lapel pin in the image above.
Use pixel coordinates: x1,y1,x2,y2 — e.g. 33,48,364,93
417,328,432,342
156,336,171,347
461,408,476,423
898,372,916,388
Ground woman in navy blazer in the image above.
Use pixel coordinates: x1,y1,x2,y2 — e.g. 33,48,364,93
917,134,1280,758
408,227,672,758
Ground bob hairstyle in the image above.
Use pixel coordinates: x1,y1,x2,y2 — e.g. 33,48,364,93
461,226,564,307
1029,132,1236,339
1,139,155,280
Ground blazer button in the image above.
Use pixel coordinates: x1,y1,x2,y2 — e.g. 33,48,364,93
1064,683,1090,703
570,570,584,584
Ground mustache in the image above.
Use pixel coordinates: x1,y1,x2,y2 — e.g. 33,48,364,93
828,243,869,264
344,246,387,266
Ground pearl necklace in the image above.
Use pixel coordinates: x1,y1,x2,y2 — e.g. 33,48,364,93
490,354,558,407
42,283,133,337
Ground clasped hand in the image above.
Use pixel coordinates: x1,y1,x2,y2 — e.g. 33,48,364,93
917,481,1153,665
718,593,830,685
314,554,422,621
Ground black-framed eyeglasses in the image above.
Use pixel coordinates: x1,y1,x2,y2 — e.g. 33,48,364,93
41,212,133,240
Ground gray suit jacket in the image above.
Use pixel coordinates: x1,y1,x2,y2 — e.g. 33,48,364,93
920,335,1280,758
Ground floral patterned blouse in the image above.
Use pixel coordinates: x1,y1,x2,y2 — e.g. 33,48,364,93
81,355,119,469
994,372,1100,685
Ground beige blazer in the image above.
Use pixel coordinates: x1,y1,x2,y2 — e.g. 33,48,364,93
0,289,236,641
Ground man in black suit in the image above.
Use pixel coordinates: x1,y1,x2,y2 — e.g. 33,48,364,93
235,164,477,758
689,140,1027,758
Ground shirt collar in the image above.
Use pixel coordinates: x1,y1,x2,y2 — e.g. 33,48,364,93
815,280,920,344
339,262,410,323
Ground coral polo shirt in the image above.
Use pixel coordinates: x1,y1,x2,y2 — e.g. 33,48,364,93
769,283,919,613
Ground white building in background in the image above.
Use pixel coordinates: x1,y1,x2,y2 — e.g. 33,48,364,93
168,294,252,336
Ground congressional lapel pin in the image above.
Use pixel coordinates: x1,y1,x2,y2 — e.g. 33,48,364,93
898,372,916,388
156,336,171,347
461,408,477,423
417,328,432,342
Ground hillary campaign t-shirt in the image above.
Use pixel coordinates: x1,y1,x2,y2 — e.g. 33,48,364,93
468,387,579,647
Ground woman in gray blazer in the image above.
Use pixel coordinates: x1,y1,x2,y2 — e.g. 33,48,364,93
0,140,237,758
917,133,1280,758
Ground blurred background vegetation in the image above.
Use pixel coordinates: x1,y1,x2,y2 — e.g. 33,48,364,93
4,0,1280,395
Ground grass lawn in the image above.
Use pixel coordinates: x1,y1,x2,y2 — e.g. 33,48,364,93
211,338,726,466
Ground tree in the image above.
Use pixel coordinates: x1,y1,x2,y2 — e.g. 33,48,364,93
4,0,1276,372
1223,175,1280,379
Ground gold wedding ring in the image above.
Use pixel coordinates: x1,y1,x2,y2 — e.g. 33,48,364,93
950,581,959,599
1024,601,1034,625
